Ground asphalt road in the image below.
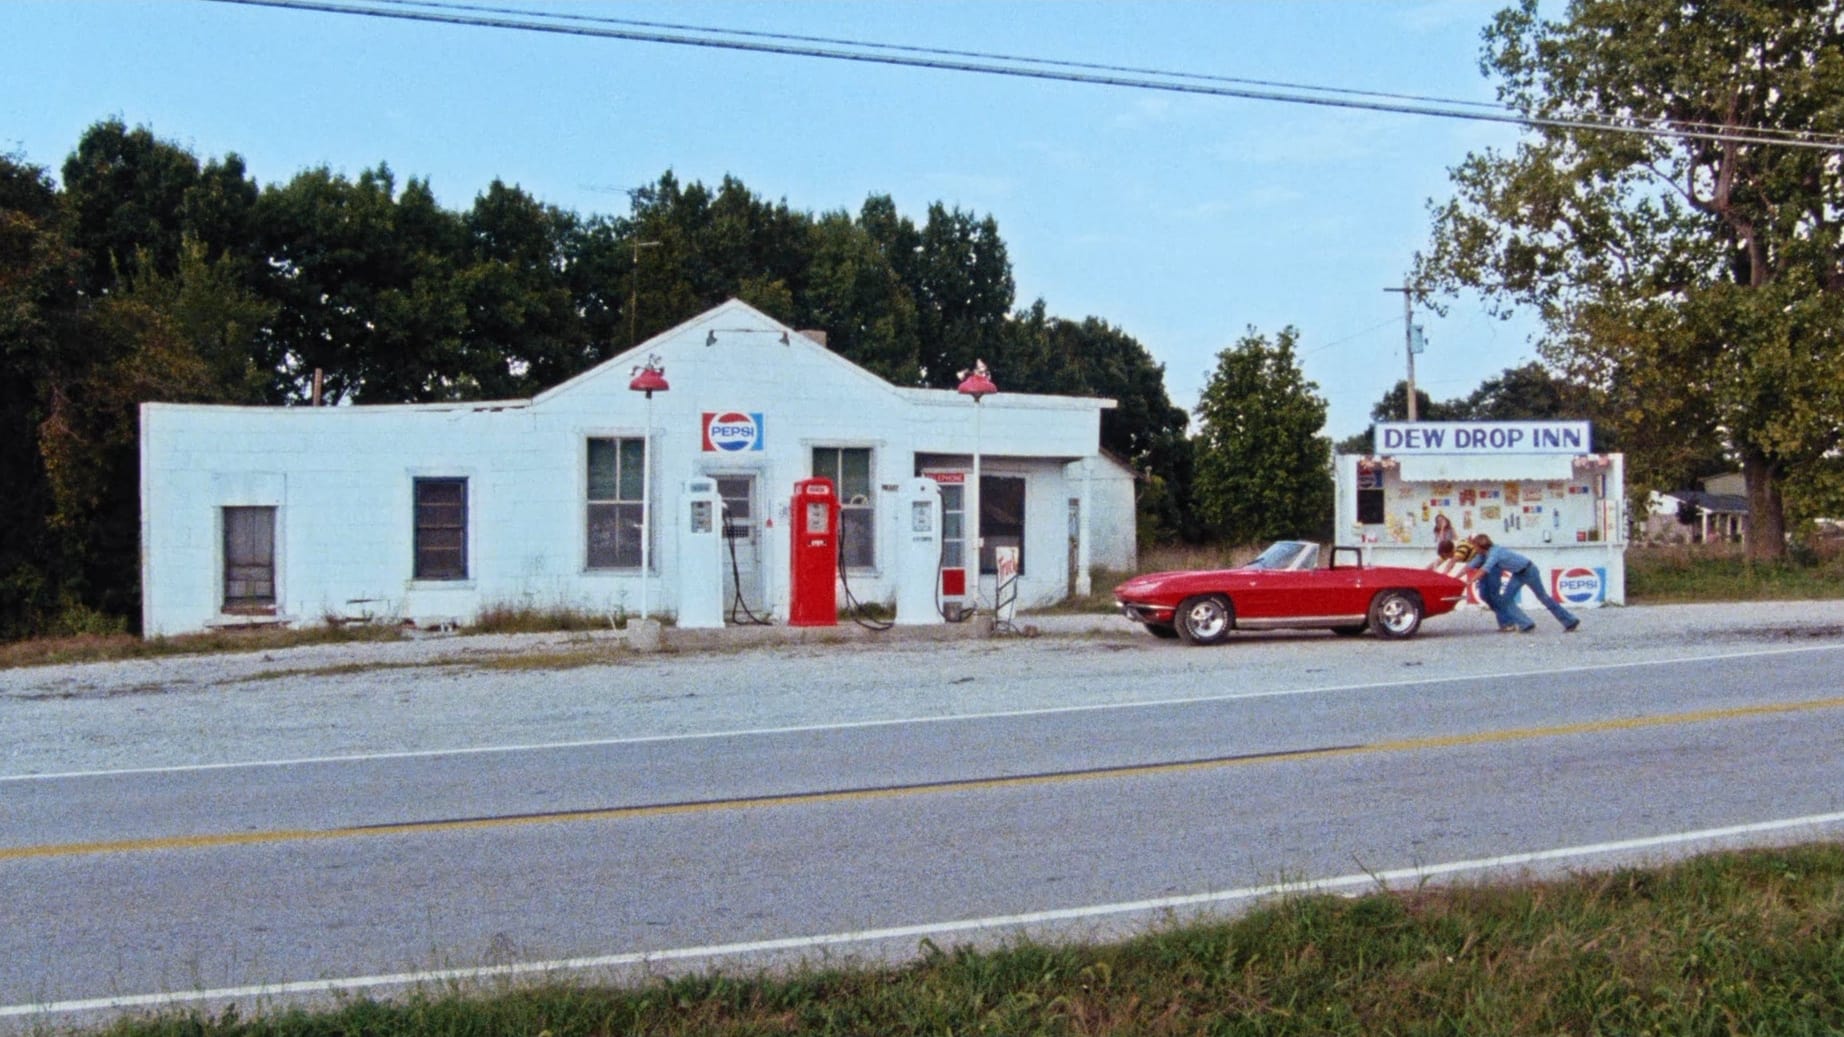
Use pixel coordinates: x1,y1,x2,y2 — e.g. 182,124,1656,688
4,602,1844,1029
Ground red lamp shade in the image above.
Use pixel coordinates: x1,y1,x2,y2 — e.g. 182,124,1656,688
628,366,669,397
957,368,997,401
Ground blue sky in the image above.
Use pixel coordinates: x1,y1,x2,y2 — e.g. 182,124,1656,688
4,0,1544,440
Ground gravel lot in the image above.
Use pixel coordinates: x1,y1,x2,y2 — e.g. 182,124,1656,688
6,600,1844,778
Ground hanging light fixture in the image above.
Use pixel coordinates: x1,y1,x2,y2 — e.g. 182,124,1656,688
628,356,669,621
956,359,997,612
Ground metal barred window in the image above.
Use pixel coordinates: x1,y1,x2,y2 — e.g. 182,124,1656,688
413,478,468,580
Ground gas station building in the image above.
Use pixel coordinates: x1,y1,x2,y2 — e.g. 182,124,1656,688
139,299,1136,636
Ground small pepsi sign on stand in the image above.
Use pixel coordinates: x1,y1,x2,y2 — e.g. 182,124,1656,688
1552,566,1607,606
701,411,765,452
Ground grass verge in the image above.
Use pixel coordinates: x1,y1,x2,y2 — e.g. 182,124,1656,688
81,842,1844,1037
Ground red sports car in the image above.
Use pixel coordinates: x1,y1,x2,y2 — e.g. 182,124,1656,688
1114,540,1466,644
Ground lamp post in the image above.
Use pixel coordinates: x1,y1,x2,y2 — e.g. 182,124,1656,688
628,356,669,622
956,359,997,608
630,240,661,348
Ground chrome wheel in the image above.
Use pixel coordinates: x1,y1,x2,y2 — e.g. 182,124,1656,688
1176,594,1233,645
1368,590,1423,639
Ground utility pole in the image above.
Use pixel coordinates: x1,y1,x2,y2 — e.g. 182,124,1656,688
1383,281,1419,420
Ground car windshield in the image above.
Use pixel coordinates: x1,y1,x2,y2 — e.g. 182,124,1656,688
1245,541,1319,571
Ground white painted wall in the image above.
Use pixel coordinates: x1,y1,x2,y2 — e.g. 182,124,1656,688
141,300,1130,636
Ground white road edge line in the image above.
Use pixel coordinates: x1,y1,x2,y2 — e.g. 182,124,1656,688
8,641,1842,784
7,809,1844,1020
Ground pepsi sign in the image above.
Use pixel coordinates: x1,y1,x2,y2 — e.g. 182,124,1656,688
701,411,765,452
1551,566,1606,605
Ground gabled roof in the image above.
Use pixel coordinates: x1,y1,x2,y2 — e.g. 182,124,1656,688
531,298,911,407
533,298,1113,412
1661,489,1749,515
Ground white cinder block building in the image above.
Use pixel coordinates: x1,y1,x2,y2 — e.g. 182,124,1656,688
140,300,1135,636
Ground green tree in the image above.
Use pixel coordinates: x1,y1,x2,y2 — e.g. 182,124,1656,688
909,204,1015,388
1418,0,1844,560
59,119,202,295
1337,362,1599,454
253,165,468,402
800,209,922,384
458,179,588,396
1002,302,1197,540
0,154,80,637
1192,327,1333,544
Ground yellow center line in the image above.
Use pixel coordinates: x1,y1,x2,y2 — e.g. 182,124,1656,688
8,695,1843,862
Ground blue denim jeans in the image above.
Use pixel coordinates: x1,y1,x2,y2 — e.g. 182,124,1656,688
1475,570,1519,628
1489,563,1580,630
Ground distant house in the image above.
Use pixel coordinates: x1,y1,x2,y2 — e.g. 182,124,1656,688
1642,473,1749,544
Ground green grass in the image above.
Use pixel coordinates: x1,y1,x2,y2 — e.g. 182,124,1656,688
1626,541,1844,603
77,843,1844,1037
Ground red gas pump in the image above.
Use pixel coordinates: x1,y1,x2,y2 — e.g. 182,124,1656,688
788,477,840,627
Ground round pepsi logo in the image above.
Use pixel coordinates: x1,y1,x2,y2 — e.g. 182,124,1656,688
707,412,758,452
1554,567,1603,604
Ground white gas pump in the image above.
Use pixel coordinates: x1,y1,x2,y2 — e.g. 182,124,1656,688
893,477,944,626
678,477,725,629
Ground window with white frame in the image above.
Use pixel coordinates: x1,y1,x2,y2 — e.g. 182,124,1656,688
587,437,647,569
413,477,468,580
812,446,875,568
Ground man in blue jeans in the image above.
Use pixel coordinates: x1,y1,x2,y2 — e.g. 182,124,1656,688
1464,534,1581,633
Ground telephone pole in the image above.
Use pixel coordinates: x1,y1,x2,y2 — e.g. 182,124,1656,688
1383,281,1420,420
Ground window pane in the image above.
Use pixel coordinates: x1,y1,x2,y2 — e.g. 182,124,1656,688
414,478,467,580
840,448,872,500
811,447,839,485
841,507,875,568
587,439,619,501
618,438,646,501
587,501,644,569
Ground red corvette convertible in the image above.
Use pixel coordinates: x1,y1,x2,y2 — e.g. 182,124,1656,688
1114,540,1467,644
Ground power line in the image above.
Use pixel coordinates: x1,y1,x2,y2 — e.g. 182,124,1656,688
368,0,1516,115
1303,317,1401,356
201,0,1844,153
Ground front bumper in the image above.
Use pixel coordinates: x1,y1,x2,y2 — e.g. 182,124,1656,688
1117,601,1174,624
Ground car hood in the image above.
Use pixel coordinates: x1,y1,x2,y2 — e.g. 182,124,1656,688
1114,569,1242,597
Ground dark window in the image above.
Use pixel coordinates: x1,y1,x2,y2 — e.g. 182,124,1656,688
813,446,875,568
1357,487,1386,525
222,506,276,612
414,478,468,580
587,437,647,568
979,475,1026,575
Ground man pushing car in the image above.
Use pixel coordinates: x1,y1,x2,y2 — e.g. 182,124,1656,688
1460,534,1582,634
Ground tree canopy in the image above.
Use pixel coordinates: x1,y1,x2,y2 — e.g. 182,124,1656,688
1417,0,1844,559
1191,327,1333,544
0,120,1195,638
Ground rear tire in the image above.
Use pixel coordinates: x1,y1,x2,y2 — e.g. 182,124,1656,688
1175,594,1233,646
1368,590,1423,639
